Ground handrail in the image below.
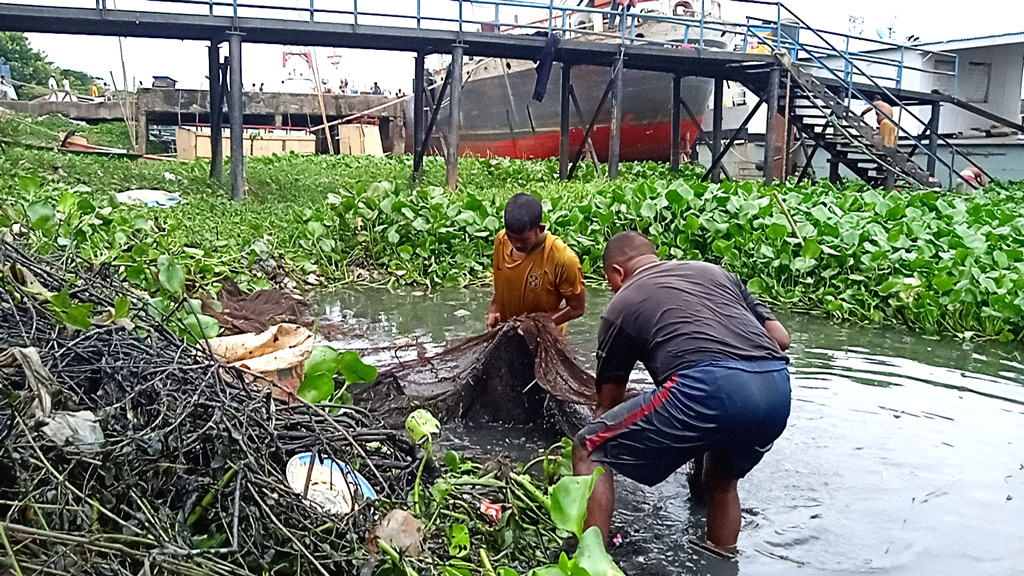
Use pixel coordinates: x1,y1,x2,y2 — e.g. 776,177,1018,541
21,0,989,186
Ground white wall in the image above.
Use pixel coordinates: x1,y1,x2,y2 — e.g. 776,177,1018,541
921,44,1024,135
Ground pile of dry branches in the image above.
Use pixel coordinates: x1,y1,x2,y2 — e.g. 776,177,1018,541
0,240,420,576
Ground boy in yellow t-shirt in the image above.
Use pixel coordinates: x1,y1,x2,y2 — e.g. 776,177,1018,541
486,193,585,333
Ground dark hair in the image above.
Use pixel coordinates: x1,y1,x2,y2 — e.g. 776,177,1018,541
503,193,543,235
603,231,656,269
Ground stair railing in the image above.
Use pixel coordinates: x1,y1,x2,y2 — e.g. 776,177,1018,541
739,1,985,187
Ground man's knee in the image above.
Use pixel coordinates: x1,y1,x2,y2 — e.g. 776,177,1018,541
702,452,739,493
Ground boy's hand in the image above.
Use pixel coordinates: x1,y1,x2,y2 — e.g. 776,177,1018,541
486,310,501,331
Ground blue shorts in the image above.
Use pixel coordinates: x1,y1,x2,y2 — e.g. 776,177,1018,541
577,359,791,486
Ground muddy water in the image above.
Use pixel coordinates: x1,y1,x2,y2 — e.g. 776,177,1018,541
316,287,1024,576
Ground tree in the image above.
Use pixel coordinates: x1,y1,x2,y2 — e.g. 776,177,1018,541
0,32,97,99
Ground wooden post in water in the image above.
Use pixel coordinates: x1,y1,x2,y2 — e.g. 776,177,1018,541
446,44,464,190
608,52,624,181
927,102,941,178
711,76,724,183
227,32,245,201
671,74,681,173
208,41,223,182
413,52,426,177
559,64,571,180
763,66,781,185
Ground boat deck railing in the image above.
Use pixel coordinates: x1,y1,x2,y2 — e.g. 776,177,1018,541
82,0,954,83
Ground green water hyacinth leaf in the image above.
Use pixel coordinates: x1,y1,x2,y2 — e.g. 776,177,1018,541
297,372,335,404
801,239,822,259
25,201,56,231
305,345,342,377
574,527,626,576
156,255,186,294
338,350,378,384
767,222,789,239
447,524,470,558
550,468,603,539
405,408,440,444
182,313,220,342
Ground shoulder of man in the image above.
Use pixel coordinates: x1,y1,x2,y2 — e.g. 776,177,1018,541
494,229,507,246
544,233,580,260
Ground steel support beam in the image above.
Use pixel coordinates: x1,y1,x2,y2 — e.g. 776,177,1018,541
559,64,571,180
412,52,426,176
568,86,600,174
568,73,617,180
679,96,732,181
701,91,765,182
711,76,724,182
608,52,624,181
763,66,781,184
795,140,820,185
413,64,452,173
828,158,841,185
227,32,244,201
671,74,681,172
927,101,940,177
446,43,464,190
208,42,223,181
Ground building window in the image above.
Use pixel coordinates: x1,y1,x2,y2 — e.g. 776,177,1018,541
932,59,955,94
964,62,991,103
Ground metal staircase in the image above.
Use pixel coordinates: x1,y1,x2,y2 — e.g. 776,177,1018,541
780,61,939,188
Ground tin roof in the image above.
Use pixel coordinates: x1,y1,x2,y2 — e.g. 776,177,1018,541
914,31,1024,51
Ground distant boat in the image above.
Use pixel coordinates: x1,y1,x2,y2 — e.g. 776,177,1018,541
411,0,738,162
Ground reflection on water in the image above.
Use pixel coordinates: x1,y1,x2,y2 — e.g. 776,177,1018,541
315,287,1024,576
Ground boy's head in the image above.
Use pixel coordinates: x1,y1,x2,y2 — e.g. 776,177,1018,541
503,193,545,254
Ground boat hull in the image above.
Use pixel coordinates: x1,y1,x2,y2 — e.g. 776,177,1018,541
410,62,713,163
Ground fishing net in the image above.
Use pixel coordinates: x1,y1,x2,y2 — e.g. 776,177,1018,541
0,240,422,575
357,314,599,436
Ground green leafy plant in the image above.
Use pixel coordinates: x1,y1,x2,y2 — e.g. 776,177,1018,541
296,344,377,404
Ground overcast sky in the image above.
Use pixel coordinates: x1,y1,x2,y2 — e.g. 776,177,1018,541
12,0,1023,94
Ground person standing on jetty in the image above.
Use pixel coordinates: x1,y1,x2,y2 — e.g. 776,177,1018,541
486,193,585,334
574,231,791,557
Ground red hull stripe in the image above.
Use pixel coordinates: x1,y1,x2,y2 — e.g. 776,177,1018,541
458,119,702,163
584,373,680,454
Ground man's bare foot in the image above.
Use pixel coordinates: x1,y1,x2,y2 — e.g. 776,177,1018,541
689,537,738,559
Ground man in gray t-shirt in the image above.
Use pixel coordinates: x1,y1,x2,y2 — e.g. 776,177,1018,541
574,231,791,557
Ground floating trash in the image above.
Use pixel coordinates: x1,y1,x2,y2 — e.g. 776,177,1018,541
286,452,377,515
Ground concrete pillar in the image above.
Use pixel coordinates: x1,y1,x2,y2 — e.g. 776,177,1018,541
608,54,624,181
273,113,283,127
413,52,426,175
227,32,245,201
711,76,724,183
927,101,940,177
446,44,464,190
208,42,223,181
671,74,681,172
136,111,148,155
763,66,781,185
559,64,571,180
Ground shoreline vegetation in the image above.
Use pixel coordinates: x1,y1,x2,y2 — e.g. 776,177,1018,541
3,114,1024,341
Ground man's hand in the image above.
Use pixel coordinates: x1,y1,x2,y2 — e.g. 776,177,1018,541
486,310,501,331
765,319,791,351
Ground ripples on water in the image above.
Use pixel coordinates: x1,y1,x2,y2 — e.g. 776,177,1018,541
316,287,1024,576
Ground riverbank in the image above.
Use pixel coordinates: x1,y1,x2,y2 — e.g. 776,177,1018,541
3,124,1024,340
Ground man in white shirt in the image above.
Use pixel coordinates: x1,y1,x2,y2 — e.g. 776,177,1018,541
61,77,73,102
